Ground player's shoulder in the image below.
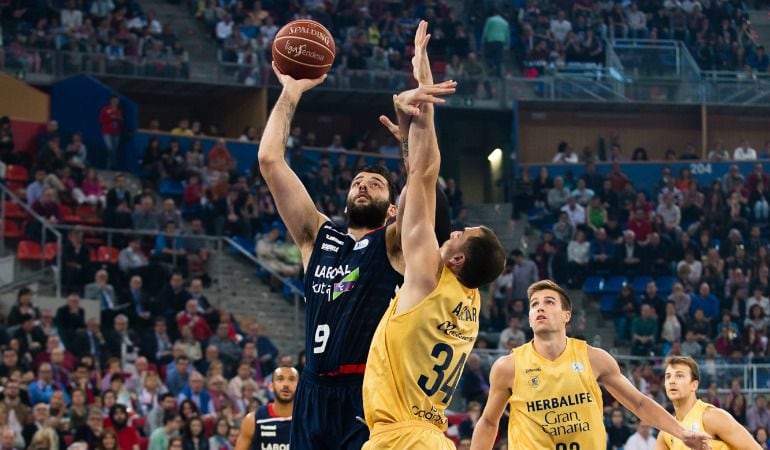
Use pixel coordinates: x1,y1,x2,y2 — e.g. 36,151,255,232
254,405,269,420
585,344,616,377
490,353,516,381
702,404,737,432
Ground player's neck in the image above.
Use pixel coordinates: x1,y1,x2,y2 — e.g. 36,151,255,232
532,332,568,361
272,401,293,417
347,226,372,241
672,394,697,421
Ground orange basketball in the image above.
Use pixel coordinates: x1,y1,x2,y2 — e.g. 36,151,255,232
272,20,336,80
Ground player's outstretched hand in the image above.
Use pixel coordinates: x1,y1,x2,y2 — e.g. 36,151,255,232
379,104,402,142
680,430,712,450
273,62,327,97
412,20,433,86
394,81,457,116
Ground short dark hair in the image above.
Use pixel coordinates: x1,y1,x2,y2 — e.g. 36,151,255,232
527,279,572,311
456,226,506,289
159,393,175,402
163,412,180,425
354,165,397,204
664,355,700,382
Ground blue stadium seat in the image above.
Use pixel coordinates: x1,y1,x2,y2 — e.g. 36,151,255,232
583,276,604,295
656,275,676,295
599,294,617,316
631,276,653,293
603,276,627,294
159,179,184,197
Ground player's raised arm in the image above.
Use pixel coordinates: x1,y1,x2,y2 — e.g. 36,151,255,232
257,63,328,269
234,412,255,450
588,347,712,450
471,355,515,450
394,32,456,311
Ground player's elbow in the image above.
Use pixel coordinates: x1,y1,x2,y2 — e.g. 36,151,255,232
408,159,441,181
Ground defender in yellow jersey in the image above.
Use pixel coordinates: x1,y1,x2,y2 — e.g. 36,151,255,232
362,20,506,450
471,280,712,450
656,356,760,450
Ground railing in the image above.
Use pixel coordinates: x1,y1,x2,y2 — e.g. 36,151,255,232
225,237,303,345
0,183,63,298
0,212,305,346
474,348,770,400
6,46,770,107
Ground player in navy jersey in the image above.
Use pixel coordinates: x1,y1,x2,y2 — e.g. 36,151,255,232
235,366,298,450
259,49,456,448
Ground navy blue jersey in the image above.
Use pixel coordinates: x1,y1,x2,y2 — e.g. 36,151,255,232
252,404,291,450
303,221,403,375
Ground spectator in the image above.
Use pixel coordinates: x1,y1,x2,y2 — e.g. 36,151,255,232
690,283,720,321
149,412,182,450
734,139,758,160
497,317,526,349
141,317,174,366
62,229,91,291
120,275,152,330
614,285,639,345
606,408,633,450
481,10,510,76
98,96,123,170
177,372,214,417
748,395,770,434
547,176,570,214
105,314,139,366
177,299,213,343
132,195,159,231
631,304,658,356
84,269,121,325
590,228,615,273
457,402,482,440
624,421,656,450
166,355,192,397
54,293,86,349
566,230,590,288
256,226,300,277
459,353,489,405
153,221,188,277
158,272,192,318
509,249,539,303
617,230,642,276
106,404,139,450
560,196,585,227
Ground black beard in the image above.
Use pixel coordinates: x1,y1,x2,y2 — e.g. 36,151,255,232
345,198,390,229
112,418,127,429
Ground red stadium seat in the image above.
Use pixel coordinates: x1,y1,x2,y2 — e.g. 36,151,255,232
60,205,79,224
132,415,147,432
5,164,29,182
96,246,119,264
76,204,103,225
63,435,74,447
16,241,43,261
447,413,467,426
3,201,29,220
44,242,58,261
88,247,98,262
0,220,23,239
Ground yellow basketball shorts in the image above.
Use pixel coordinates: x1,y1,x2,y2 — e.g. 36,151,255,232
363,420,456,450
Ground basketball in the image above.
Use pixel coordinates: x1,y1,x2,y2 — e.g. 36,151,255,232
272,20,336,80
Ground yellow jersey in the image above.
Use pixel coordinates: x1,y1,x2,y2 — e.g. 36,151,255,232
660,400,730,450
508,338,605,449
363,266,480,432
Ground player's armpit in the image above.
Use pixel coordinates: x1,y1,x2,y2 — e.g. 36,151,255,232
654,430,669,450
703,407,762,449
470,355,515,450
234,412,256,450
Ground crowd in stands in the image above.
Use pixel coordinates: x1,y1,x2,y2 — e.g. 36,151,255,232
457,138,770,447
0,0,190,78
0,111,312,449
188,0,769,89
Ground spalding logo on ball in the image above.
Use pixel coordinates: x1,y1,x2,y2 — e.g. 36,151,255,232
272,19,336,80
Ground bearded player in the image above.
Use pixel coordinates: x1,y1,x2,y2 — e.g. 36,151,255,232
259,40,456,447
235,366,299,450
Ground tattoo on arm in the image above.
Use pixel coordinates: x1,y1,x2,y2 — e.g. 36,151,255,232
401,138,409,160
279,98,298,147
